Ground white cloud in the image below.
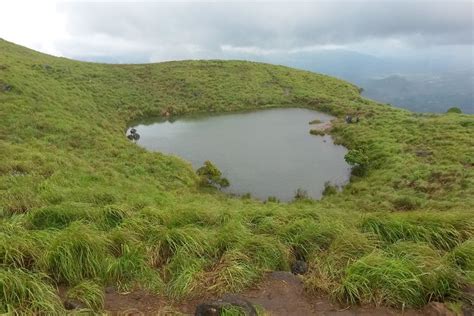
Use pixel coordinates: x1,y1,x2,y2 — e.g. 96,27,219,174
0,0,472,63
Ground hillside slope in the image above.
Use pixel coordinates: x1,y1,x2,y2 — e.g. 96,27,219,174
1,39,473,314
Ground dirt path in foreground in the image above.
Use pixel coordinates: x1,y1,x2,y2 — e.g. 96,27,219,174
102,271,438,315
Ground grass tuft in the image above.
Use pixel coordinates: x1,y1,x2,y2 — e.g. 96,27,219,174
40,222,110,284
0,268,64,314
336,251,425,308
66,280,104,311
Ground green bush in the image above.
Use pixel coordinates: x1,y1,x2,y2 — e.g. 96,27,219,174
322,182,338,196
309,129,325,136
446,107,462,114
197,160,230,189
294,188,309,200
392,196,421,211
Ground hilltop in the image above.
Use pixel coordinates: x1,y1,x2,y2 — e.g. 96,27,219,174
0,39,473,314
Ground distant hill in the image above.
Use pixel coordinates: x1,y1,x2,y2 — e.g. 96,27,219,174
230,49,473,113
361,72,474,113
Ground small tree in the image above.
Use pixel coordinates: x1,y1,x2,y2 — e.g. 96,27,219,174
294,188,309,200
322,181,338,196
446,107,462,114
345,149,369,176
196,160,230,189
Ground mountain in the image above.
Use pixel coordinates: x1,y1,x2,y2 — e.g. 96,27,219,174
361,72,474,113
228,49,473,113
1,39,473,314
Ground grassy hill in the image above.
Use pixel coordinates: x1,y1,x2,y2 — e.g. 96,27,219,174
1,39,473,314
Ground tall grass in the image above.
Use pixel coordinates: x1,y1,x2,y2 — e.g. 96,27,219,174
106,243,163,292
66,280,104,311
336,251,426,307
361,213,472,250
449,239,474,282
0,39,472,313
0,223,49,268
40,222,110,284
0,268,64,314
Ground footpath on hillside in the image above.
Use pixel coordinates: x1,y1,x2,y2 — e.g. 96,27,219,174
101,271,452,315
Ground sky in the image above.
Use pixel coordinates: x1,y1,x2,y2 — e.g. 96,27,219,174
1,0,472,64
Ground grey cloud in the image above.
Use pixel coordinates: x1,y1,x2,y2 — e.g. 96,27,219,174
55,1,473,62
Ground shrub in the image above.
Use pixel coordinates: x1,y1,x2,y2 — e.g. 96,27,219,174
322,182,338,196
294,188,309,200
197,160,230,189
266,196,280,203
345,149,369,176
446,107,462,114
345,149,368,167
309,129,325,136
392,196,421,211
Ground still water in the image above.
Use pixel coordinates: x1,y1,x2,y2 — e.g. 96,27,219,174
129,108,350,201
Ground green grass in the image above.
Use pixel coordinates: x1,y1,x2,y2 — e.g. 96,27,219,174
0,268,64,314
0,38,473,313
66,280,104,311
39,222,110,285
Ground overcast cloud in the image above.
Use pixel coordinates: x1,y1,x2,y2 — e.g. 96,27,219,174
1,0,472,63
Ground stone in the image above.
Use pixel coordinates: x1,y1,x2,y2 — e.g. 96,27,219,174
63,298,87,310
195,294,257,316
105,286,115,294
291,260,308,275
1,83,12,92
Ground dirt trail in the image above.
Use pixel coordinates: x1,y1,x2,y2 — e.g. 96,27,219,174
101,272,432,315
226,271,424,316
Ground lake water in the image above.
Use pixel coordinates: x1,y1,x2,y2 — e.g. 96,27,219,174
129,108,351,201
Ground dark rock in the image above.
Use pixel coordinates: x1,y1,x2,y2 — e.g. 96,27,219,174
63,298,87,310
132,133,140,140
291,260,308,275
195,303,220,316
415,150,432,157
195,294,257,316
130,128,137,134
105,286,115,294
127,134,134,140
1,83,12,92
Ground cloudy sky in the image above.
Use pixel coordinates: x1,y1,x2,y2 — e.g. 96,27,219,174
1,0,472,64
